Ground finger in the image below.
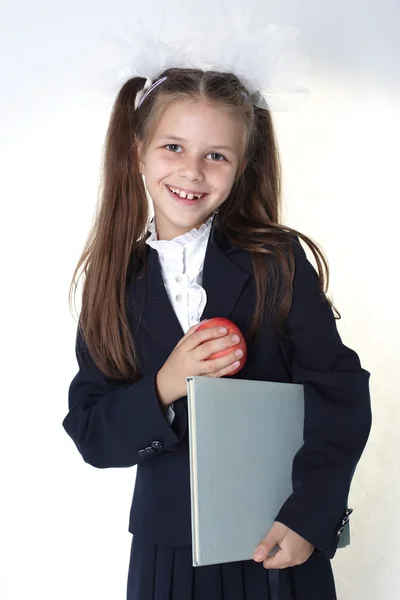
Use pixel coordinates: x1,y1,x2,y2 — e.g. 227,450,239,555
206,358,242,378
253,522,290,563
184,324,229,352
175,320,210,349
203,350,244,377
253,537,279,563
261,545,291,569
263,544,312,569
195,333,241,362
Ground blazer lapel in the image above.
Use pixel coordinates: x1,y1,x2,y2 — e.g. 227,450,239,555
200,223,252,322
128,219,253,357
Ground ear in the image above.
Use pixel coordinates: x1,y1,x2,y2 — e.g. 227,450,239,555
237,159,248,179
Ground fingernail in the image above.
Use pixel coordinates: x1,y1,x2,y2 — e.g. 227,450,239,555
254,548,264,560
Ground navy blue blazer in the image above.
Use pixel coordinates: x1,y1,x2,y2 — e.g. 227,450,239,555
62,223,371,592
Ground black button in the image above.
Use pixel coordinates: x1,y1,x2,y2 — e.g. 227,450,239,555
138,449,147,458
341,508,352,526
336,526,345,537
151,440,163,450
145,446,156,456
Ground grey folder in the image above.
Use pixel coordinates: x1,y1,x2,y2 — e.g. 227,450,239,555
186,376,350,567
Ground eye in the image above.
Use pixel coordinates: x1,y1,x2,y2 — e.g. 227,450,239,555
165,144,182,153
164,145,226,162
207,152,226,162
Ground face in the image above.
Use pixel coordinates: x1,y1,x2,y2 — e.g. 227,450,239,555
136,99,247,240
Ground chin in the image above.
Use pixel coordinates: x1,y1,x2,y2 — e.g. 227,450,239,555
174,216,210,230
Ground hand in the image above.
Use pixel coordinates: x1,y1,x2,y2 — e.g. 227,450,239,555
156,321,244,405
253,521,314,569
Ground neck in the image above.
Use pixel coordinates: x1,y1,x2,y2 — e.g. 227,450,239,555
152,213,215,241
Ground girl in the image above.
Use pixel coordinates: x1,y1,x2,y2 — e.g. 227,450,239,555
62,67,372,600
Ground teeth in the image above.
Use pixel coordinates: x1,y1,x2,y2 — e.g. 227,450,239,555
168,185,205,200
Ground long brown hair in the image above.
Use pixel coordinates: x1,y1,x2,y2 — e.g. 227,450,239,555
69,67,340,382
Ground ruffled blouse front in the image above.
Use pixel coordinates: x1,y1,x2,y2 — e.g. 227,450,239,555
145,213,215,335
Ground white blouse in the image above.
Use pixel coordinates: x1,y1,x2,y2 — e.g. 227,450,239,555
145,212,216,424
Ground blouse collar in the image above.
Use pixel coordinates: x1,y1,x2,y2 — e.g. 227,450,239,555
145,212,216,248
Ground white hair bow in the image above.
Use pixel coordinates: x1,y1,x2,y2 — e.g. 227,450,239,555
86,9,310,112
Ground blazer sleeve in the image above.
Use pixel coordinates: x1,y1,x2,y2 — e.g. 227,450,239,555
274,235,372,559
62,325,187,468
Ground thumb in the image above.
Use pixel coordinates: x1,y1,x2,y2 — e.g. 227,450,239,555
253,536,278,562
186,319,209,336
253,531,280,562
176,319,209,348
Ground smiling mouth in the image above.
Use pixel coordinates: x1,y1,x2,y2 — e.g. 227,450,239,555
166,185,208,200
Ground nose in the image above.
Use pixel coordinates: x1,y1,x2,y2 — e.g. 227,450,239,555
179,155,205,182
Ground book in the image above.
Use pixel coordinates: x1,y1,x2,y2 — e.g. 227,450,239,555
186,375,350,567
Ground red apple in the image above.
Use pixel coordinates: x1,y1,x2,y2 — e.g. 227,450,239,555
197,317,247,375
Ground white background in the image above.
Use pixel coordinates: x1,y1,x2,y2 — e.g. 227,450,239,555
1,1,399,598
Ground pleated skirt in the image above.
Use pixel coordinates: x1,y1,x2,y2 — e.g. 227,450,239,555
127,534,296,600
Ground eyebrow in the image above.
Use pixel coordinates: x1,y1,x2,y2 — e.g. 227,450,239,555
156,135,235,153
